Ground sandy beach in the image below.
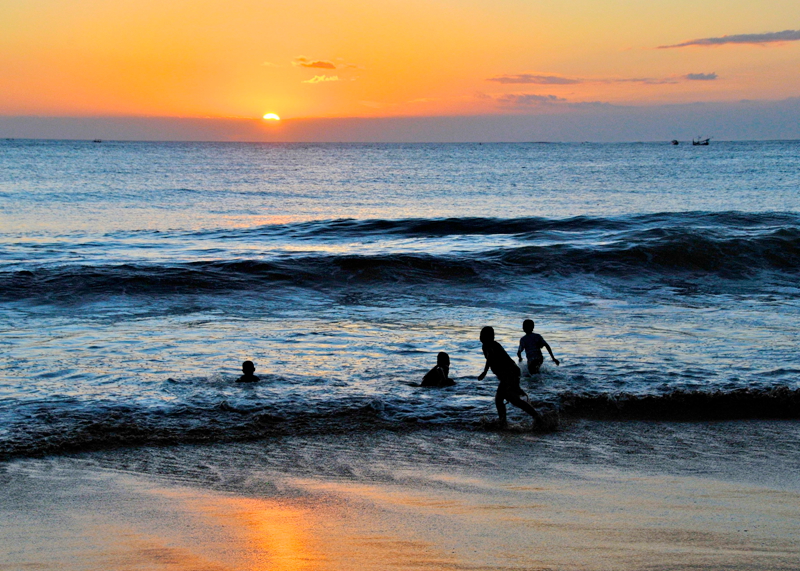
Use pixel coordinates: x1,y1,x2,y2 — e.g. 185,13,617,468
2,422,799,571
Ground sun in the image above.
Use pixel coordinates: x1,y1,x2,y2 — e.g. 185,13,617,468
262,113,281,121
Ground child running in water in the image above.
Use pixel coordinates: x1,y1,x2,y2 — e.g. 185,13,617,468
517,319,559,375
477,326,542,427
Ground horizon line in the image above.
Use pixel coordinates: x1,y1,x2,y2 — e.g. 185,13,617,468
4,101,800,143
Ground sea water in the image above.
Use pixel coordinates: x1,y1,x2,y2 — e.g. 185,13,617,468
1,140,798,459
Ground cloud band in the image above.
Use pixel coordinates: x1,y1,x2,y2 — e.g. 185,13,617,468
487,74,581,85
302,75,340,84
293,57,336,69
659,29,800,49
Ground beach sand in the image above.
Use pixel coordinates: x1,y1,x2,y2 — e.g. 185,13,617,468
2,422,799,571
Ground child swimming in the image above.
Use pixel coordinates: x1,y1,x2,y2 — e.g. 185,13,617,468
236,360,260,383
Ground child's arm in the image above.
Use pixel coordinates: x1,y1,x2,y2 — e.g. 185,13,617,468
517,338,524,361
477,360,491,380
543,340,560,366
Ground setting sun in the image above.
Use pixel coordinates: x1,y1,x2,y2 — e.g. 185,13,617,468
263,113,281,121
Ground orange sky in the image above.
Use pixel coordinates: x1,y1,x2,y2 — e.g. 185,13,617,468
2,0,800,121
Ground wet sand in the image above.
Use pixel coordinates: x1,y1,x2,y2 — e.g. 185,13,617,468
2,423,799,570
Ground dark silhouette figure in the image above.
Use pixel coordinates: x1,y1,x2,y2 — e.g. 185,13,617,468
517,319,559,375
237,360,260,383
478,326,542,427
421,352,455,387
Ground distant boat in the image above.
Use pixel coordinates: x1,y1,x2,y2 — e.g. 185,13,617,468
692,137,710,146
92,139,102,143
671,140,679,145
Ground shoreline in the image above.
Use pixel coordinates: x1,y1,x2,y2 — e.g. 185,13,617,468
5,392,800,464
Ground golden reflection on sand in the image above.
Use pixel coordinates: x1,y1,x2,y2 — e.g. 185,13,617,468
5,457,800,571
148,488,327,571
146,484,460,570
211,498,327,571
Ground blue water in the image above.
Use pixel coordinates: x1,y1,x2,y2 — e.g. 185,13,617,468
1,140,799,458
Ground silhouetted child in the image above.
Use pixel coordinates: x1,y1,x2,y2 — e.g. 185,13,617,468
237,360,260,383
421,352,455,387
478,326,543,427
517,319,559,375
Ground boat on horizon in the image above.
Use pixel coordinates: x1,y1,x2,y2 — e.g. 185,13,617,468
692,136,710,146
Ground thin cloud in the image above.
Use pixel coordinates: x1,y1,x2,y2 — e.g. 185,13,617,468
568,101,619,110
659,29,800,48
685,72,718,81
496,93,567,107
293,56,336,69
487,74,581,85
302,75,340,84
612,77,678,85
487,73,692,86
332,57,362,69
492,93,619,110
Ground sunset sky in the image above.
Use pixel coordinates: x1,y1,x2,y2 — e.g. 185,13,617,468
3,0,800,140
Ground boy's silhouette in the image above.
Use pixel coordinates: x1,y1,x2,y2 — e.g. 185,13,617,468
237,360,260,383
517,319,559,375
421,352,455,387
478,326,543,427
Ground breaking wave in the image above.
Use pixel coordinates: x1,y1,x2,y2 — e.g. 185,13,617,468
3,386,798,461
3,212,798,301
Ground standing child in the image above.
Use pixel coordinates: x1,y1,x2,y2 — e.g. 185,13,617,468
477,326,542,427
517,319,559,375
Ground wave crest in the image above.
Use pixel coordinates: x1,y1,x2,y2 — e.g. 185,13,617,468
558,387,800,420
2,387,798,461
3,212,798,301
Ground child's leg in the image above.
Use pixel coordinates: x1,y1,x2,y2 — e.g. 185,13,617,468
507,394,543,423
529,355,544,374
494,388,507,424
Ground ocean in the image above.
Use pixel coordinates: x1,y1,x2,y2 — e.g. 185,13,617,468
1,139,799,460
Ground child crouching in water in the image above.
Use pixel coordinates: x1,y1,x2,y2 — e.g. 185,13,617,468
421,352,455,387
477,326,543,427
